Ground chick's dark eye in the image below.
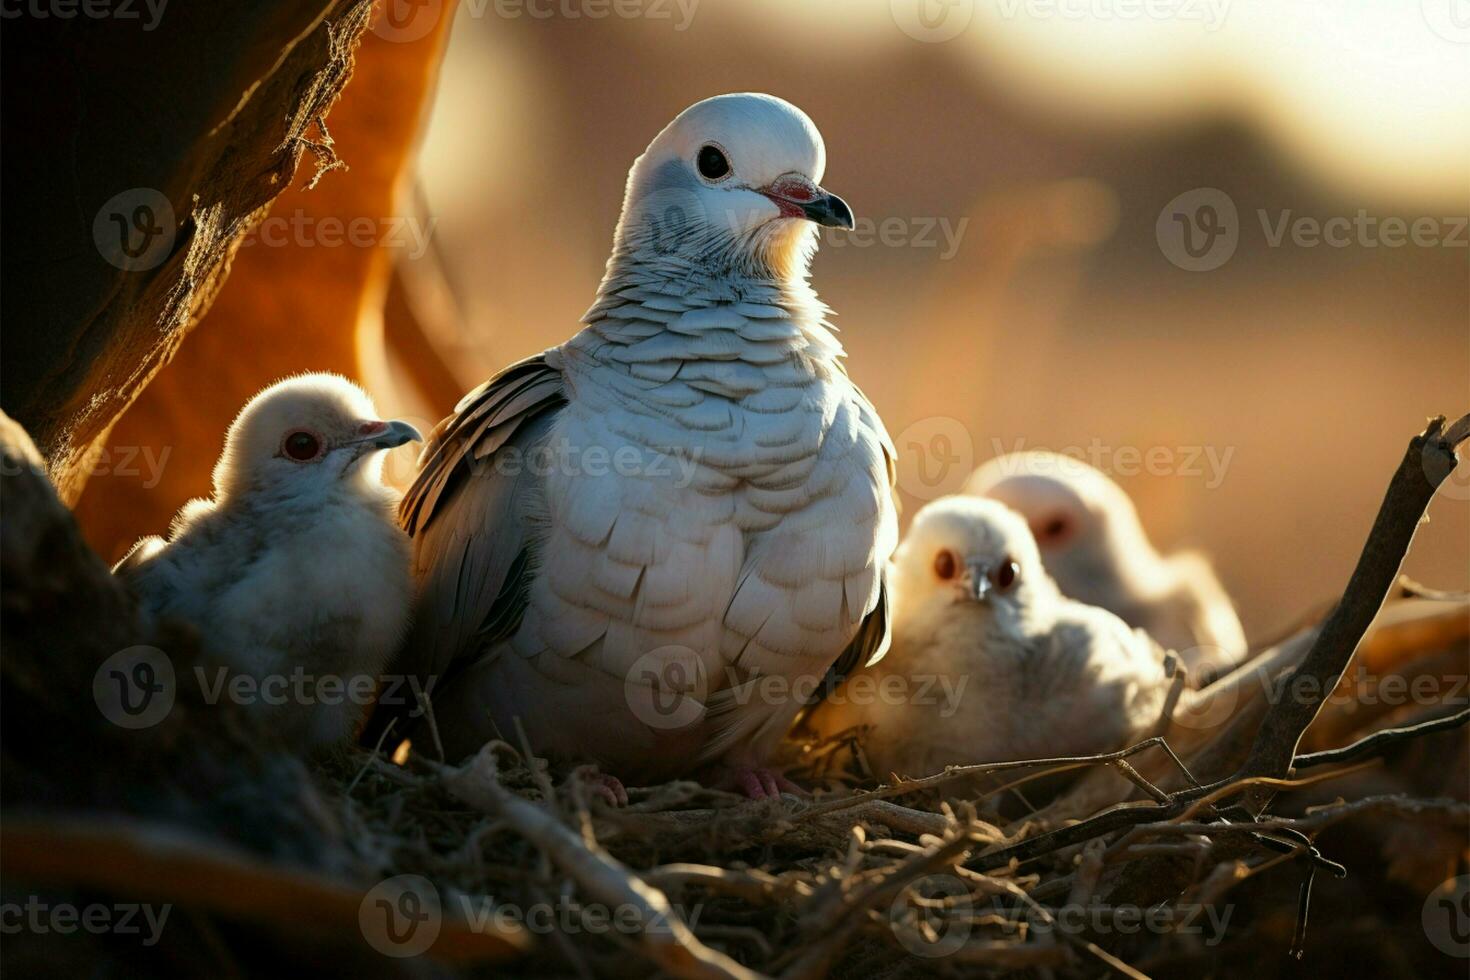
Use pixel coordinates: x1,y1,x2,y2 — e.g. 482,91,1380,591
696,144,730,180
283,431,320,461
992,558,1020,591
933,549,958,581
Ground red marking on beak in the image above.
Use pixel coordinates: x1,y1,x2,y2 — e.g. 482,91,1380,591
357,420,388,436
764,175,819,203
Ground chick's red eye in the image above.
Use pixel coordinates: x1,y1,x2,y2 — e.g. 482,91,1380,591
283,431,320,461
1036,515,1072,544
933,549,958,581
991,558,1020,591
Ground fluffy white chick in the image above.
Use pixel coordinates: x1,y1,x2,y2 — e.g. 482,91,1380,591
966,451,1246,682
808,496,1171,778
114,374,421,750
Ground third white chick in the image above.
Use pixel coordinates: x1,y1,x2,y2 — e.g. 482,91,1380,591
808,496,1171,778
966,451,1246,683
115,374,420,750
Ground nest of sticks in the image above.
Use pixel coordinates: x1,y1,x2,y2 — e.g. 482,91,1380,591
2,414,1467,978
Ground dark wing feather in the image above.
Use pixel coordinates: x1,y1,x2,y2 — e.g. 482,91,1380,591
366,352,566,743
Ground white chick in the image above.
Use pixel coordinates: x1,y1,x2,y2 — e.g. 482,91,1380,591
114,373,420,750
966,451,1246,683
809,496,1171,778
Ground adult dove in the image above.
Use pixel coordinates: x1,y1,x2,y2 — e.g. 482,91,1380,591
806,496,1171,778
382,93,897,799
114,374,421,750
966,451,1246,683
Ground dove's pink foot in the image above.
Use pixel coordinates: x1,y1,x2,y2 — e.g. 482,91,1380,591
572,768,629,807
711,765,805,800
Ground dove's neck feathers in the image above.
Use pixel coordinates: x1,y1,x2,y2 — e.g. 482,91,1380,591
571,230,845,379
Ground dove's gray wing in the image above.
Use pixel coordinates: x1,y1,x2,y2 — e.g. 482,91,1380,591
372,352,566,738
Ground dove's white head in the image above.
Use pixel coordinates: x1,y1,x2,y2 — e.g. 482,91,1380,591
611,92,852,282
964,451,1163,607
893,496,1061,641
212,374,421,501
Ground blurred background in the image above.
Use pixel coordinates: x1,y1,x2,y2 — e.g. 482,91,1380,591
80,0,1469,644
407,0,1469,641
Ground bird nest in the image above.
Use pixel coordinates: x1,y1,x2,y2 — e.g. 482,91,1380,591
1,413,1466,979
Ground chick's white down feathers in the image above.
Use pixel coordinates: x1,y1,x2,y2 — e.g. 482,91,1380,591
807,496,1172,778
114,373,418,749
966,451,1246,682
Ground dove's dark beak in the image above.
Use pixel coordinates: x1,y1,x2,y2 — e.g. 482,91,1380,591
759,174,855,230
348,419,423,452
801,190,855,230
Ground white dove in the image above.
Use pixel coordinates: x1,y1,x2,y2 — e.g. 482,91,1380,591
114,374,421,750
381,93,897,799
806,496,1171,778
965,451,1246,683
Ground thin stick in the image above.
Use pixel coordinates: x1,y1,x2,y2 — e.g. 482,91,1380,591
439,746,762,980
1236,412,1469,813
1293,708,1469,770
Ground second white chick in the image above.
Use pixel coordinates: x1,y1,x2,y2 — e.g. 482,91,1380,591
115,374,420,750
809,496,1170,778
966,451,1246,683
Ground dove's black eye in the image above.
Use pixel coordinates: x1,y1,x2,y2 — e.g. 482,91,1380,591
933,549,958,581
283,431,321,462
696,144,730,181
991,559,1020,591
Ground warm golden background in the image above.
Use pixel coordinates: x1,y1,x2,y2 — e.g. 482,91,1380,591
82,0,1469,643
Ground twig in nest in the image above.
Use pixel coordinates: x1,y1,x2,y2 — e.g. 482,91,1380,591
1236,411,1470,813
437,745,762,980
1293,707,1469,770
